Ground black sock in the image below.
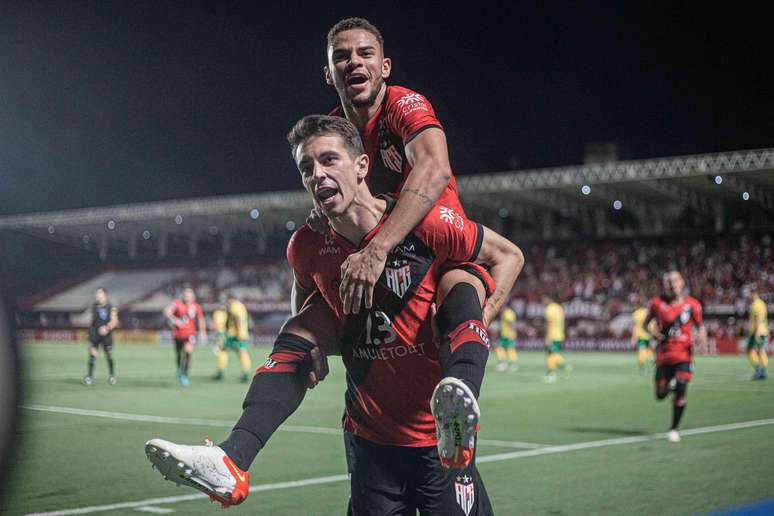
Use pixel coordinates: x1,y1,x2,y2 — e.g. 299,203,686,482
107,357,114,376
219,333,312,471
671,404,685,430
184,352,192,374
436,283,489,398
220,429,261,471
88,355,95,377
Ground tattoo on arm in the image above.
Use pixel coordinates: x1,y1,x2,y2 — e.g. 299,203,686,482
403,188,435,206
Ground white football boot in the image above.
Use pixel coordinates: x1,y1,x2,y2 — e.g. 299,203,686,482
666,430,681,443
431,377,480,469
145,438,249,507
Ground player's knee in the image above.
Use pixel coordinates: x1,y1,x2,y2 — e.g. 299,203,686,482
437,270,485,308
436,283,484,336
280,301,340,356
255,332,314,377
89,347,97,357
655,380,669,399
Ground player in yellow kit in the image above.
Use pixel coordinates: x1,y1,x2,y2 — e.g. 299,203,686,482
747,286,768,380
213,293,253,382
543,294,568,382
495,305,519,372
631,298,654,371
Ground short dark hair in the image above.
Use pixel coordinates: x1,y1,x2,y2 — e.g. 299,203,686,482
96,287,107,294
287,114,364,158
327,17,384,51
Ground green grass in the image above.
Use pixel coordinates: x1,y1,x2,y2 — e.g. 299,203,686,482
2,342,774,515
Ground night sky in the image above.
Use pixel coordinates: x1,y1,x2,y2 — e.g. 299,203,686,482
1,2,772,216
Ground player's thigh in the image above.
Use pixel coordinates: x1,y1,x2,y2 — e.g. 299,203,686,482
345,433,411,516
675,362,693,383
280,294,341,355
654,364,674,396
411,447,493,516
436,268,486,308
103,334,114,355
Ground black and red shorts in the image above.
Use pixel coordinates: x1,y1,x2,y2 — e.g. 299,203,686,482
344,431,492,516
655,361,693,383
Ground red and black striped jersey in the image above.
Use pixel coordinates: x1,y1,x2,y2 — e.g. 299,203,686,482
288,199,487,447
330,85,465,214
648,295,703,365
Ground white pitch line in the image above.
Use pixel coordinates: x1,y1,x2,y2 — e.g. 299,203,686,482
477,417,774,463
20,404,547,448
476,439,546,449
134,507,174,514
22,417,774,516
20,404,341,436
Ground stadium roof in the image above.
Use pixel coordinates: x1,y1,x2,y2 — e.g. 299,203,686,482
2,148,773,259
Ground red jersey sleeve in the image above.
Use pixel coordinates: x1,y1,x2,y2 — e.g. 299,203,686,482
648,297,661,319
384,86,444,144
286,227,317,290
418,204,483,264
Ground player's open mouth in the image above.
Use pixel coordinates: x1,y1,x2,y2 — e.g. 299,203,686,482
346,74,368,88
316,186,339,206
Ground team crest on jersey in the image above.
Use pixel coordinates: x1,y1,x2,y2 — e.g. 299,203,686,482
680,306,691,324
378,118,404,173
454,475,475,516
385,258,412,298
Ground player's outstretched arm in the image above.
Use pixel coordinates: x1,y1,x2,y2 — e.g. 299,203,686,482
474,225,525,326
339,128,451,314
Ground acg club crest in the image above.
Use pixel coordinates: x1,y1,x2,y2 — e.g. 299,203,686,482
385,258,412,298
454,475,475,515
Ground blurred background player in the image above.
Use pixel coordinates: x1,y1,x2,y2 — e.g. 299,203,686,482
211,304,228,354
215,293,252,382
83,287,118,386
645,270,706,443
543,294,568,382
163,287,206,386
495,303,518,372
746,285,768,380
631,294,654,371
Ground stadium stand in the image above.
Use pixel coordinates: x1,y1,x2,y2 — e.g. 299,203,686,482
4,148,772,352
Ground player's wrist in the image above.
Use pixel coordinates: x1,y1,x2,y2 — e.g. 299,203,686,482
366,238,390,259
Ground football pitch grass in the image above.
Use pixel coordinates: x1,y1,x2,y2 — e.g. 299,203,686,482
3,342,774,515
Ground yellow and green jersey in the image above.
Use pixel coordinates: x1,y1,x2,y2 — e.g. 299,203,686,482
212,309,228,333
749,298,768,338
545,302,565,342
227,300,249,340
632,307,650,341
500,307,517,340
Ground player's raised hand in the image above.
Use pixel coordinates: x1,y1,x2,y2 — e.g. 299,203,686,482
306,345,330,389
340,243,387,314
306,206,329,234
